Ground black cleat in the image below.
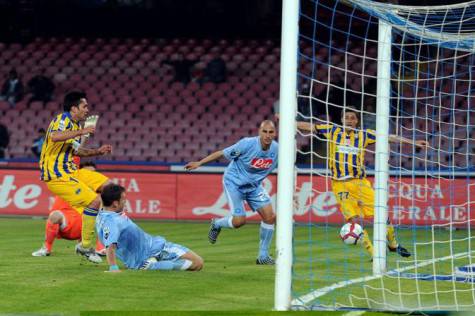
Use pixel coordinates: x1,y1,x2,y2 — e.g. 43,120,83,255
256,256,275,265
208,219,221,244
389,244,411,258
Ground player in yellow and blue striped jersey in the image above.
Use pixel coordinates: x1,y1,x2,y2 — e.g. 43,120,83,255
39,91,113,263
295,107,428,259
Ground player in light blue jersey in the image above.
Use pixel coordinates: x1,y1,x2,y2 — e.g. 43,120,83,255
185,120,278,265
96,183,203,272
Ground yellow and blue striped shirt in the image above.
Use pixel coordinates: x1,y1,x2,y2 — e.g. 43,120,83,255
315,124,376,180
39,112,82,181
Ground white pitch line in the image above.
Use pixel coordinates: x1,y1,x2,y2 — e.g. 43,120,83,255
291,250,473,307
343,311,366,316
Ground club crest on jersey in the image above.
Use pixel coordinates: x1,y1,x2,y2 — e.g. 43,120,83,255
250,158,273,169
104,227,110,240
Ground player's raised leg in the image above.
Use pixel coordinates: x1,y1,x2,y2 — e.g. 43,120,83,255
209,180,247,243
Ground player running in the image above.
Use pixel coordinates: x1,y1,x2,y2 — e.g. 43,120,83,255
185,120,278,265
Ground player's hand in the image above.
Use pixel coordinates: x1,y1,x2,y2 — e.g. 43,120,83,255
415,140,429,148
81,126,96,136
98,144,113,155
184,161,201,171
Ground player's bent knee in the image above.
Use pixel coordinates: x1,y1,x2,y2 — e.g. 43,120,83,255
264,214,276,225
232,217,246,228
191,256,204,271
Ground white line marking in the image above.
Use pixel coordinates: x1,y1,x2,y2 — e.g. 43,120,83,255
343,311,366,316
291,251,473,307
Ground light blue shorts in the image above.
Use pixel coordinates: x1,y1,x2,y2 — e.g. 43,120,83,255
140,241,190,269
158,241,189,261
223,179,271,217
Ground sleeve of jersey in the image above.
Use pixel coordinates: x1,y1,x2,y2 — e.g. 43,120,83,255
50,115,73,133
365,129,377,146
101,222,120,247
222,138,249,160
315,124,333,139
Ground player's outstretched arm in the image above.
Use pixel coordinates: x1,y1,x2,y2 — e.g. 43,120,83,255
50,126,95,143
105,243,121,273
389,134,428,148
185,150,224,171
275,113,315,132
76,144,112,157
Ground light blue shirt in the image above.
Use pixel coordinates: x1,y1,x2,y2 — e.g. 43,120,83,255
222,136,278,187
96,209,165,269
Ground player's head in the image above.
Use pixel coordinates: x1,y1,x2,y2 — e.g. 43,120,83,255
63,91,89,121
341,106,360,130
79,161,96,171
101,184,126,213
258,120,276,147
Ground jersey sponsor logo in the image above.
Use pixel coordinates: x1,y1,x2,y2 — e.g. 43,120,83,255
337,145,360,154
250,158,273,169
59,120,65,131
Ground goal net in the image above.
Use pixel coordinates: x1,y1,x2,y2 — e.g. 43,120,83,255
284,0,475,311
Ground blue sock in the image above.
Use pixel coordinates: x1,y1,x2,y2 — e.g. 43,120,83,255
149,259,192,271
258,222,275,259
214,216,234,229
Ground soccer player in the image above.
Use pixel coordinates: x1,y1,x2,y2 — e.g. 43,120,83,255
293,107,428,259
185,120,278,265
96,183,204,272
32,162,105,261
39,91,113,263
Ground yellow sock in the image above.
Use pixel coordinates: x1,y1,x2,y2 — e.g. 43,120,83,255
81,207,98,249
361,229,374,258
386,224,398,249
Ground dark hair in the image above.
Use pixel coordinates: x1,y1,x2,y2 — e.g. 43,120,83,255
79,161,97,169
341,106,359,117
63,91,86,112
101,184,125,207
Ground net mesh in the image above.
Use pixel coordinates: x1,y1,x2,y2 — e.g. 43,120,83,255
291,0,475,311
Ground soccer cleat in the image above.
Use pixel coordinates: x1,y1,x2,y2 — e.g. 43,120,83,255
32,246,50,257
75,243,103,263
256,256,275,265
208,219,221,244
389,244,411,258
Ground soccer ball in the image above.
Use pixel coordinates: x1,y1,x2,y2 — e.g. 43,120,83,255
340,222,363,245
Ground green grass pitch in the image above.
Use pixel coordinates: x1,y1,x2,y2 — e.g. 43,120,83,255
1,217,474,315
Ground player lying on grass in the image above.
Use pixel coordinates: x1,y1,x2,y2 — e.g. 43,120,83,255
185,120,278,265
32,162,105,262
96,183,203,272
284,107,427,259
